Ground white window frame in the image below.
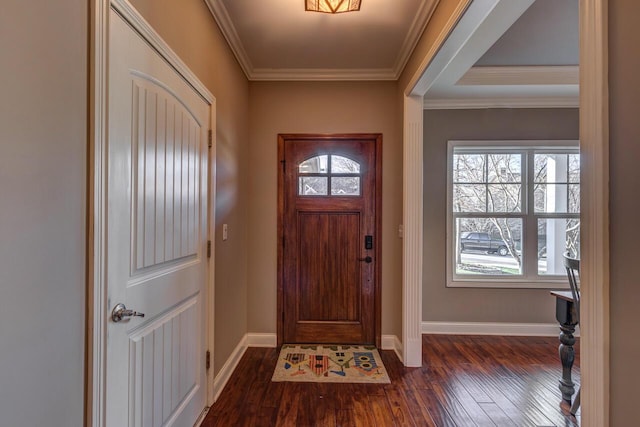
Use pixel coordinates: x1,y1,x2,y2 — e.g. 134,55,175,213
446,140,580,289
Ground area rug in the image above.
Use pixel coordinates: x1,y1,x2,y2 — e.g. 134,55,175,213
271,344,390,384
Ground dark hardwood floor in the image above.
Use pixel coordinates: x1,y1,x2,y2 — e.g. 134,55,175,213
202,335,580,426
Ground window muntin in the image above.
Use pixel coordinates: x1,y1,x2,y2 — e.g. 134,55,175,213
453,153,522,213
449,142,580,287
298,155,361,197
534,153,580,214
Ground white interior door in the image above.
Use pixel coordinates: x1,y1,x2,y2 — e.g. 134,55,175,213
105,9,209,427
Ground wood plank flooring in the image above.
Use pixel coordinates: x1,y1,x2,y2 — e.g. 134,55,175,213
202,335,580,427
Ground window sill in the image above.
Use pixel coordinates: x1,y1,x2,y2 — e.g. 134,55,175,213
446,279,570,290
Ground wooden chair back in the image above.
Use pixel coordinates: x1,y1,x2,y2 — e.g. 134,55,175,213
563,252,580,319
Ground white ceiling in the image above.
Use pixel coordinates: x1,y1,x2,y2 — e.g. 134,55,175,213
205,0,579,107
205,0,438,80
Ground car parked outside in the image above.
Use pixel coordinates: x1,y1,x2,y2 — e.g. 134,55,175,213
460,232,509,256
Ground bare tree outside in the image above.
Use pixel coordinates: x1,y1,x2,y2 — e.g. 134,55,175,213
451,146,580,278
453,152,523,274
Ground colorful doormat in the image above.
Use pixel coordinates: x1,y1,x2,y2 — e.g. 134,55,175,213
271,344,390,384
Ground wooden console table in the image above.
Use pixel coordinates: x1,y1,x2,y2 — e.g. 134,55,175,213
550,290,579,402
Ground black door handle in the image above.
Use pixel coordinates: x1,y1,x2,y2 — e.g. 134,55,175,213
358,256,372,263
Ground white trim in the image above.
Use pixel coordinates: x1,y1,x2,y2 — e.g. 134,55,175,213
89,0,109,425
206,103,217,406
406,1,471,96
111,0,213,103
422,321,565,337
381,334,404,363
203,0,254,81
423,96,579,110
194,407,211,427
246,333,278,347
212,335,248,402
249,67,397,81
392,0,439,80
579,0,609,425
458,66,579,86
402,95,424,368
90,1,216,425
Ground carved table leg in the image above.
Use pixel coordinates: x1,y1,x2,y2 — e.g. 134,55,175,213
558,322,576,402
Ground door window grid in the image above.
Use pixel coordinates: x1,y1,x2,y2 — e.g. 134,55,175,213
298,155,361,196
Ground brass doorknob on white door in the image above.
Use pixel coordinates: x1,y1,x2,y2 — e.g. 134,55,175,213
111,303,145,322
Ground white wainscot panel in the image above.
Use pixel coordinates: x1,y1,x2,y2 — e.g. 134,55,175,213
128,298,200,427
131,75,202,277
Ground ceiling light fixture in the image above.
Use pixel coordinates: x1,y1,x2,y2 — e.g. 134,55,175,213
305,0,361,14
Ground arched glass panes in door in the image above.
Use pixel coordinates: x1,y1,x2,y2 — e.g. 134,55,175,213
298,154,361,196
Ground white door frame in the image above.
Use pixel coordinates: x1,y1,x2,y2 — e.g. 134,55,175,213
88,1,217,425
401,1,609,426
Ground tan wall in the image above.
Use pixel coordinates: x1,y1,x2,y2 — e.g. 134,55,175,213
609,0,640,424
247,81,403,338
0,0,86,424
423,108,579,322
130,0,250,374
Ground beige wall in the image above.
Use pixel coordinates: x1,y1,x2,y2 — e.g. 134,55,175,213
423,108,579,322
609,0,640,424
0,0,86,425
247,81,403,338
130,0,250,374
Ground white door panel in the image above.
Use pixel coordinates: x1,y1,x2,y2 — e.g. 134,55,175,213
106,9,208,427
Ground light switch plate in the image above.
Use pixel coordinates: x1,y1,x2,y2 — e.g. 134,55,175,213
222,224,228,241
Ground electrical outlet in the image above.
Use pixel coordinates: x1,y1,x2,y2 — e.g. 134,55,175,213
398,224,403,239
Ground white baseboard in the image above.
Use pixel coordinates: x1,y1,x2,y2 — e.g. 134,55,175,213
212,332,277,403
421,321,562,336
381,334,403,363
246,333,277,347
194,406,210,427
212,334,248,402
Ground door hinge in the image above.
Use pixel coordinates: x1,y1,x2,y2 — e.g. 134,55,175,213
208,130,212,148
206,350,211,371
207,240,211,258
280,159,285,172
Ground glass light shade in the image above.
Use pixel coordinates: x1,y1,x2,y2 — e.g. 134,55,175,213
305,0,361,14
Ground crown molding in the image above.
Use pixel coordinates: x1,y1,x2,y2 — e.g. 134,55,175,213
205,0,435,81
423,95,579,110
458,65,579,86
204,0,254,78
392,0,439,80
250,67,397,81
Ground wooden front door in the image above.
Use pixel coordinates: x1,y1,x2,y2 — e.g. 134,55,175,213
278,134,381,346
